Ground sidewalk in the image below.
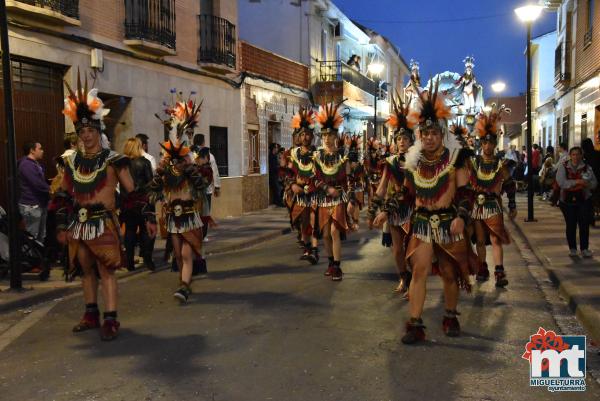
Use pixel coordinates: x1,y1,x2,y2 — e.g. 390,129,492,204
511,194,600,342
0,206,290,314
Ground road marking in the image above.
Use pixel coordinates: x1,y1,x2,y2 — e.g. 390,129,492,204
0,301,58,353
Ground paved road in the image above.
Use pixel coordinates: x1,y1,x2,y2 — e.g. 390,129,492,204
0,225,598,401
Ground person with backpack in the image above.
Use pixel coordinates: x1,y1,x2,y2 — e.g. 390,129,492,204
556,146,597,258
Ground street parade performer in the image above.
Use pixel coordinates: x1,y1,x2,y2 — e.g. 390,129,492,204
471,104,516,287
281,125,305,248
365,137,387,208
53,72,153,341
345,134,366,231
149,94,210,303
401,81,475,344
368,94,415,296
283,107,319,264
314,102,351,281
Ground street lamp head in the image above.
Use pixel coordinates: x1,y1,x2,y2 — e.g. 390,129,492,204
514,4,543,23
368,62,385,77
491,81,506,93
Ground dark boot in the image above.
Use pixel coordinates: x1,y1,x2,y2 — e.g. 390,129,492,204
495,265,508,288
173,282,192,304
324,257,334,276
476,261,489,282
300,243,311,260
401,318,426,344
331,261,343,281
100,319,120,341
442,310,461,337
72,310,100,332
307,247,319,265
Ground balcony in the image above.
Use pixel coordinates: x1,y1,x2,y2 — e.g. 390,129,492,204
124,0,176,56
198,14,237,73
6,0,80,26
318,60,378,96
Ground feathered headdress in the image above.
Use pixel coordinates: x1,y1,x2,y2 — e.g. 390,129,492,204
155,89,203,159
62,69,109,133
344,133,362,162
409,79,452,130
474,103,511,142
291,106,316,135
387,91,415,143
450,123,470,147
316,101,344,136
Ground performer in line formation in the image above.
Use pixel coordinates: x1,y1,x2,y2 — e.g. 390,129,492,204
314,102,351,281
470,104,516,287
345,135,366,231
53,72,155,341
283,107,319,264
401,81,476,344
148,94,210,303
368,93,415,296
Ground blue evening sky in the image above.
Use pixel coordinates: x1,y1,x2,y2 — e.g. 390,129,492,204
335,0,557,96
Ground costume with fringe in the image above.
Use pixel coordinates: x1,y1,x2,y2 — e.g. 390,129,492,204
314,102,350,233
470,104,516,244
345,135,366,209
151,92,209,257
57,71,131,275
404,80,476,292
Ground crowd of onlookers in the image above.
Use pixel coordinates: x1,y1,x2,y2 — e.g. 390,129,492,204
503,133,600,258
14,132,220,276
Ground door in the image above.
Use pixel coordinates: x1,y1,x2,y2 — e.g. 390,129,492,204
0,57,66,208
209,126,228,176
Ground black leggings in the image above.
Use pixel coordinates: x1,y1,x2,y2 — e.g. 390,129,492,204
123,212,154,268
560,199,592,250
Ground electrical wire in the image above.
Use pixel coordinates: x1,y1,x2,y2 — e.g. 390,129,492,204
355,12,511,25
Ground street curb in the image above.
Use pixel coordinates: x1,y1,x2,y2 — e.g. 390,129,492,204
0,227,291,314
509,218,600,343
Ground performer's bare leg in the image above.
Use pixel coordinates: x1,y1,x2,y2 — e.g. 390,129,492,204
474,221,487,264
474,221,490,281
322,223,333,259
390,226,407,275
172,234,194,285
78,245,98,305
438,252,459,312
408,243,434,318
97,263,118,312
330,223,342,261
438,250,461,336
490,234,503,267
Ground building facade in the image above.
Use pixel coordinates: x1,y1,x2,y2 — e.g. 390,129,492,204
0,0,266,218
545,0,600,148
238,0,410,143
531,30,558,149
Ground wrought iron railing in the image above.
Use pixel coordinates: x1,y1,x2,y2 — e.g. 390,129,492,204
18,0,79,19
124,0,176,50
198,14,236,68
318,60,377,96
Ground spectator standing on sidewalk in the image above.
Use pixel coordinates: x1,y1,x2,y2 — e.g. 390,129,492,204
18,141,50,241
191,133,221,235
136,133,157,172
556,146,597,258
120,138,155,271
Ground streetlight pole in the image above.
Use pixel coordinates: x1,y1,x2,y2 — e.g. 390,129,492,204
0,0,22,289
515,3,542,223
373,84,378,139
525,21,535,222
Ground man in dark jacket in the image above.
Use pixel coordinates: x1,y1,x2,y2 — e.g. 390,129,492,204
18,141,50,241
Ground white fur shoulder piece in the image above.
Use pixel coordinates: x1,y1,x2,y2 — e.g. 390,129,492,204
404,139,423,171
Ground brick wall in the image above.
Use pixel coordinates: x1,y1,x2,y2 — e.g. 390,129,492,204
241,42,309,89
575,0,600,82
